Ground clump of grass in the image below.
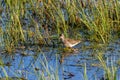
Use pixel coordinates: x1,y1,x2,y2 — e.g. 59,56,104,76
32,54,59,80
97,52,117,80
0,58,9,80
75,0,120,43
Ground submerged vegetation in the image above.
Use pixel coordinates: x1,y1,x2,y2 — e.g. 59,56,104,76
0,0,120,80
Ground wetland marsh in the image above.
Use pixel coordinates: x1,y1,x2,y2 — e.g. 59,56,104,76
0,0,120,80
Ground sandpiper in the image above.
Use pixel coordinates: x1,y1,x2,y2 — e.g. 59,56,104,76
60,34,81,47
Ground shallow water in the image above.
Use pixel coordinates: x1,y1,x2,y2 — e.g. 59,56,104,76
0,39,120,80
